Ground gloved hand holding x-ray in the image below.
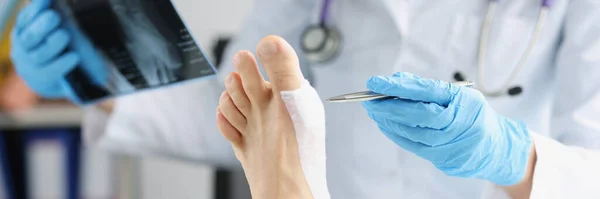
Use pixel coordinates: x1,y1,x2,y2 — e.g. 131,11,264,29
10,0,108,102
361,72,534,186
11,0,217,105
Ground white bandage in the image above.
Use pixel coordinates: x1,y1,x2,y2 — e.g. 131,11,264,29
280,80,330,199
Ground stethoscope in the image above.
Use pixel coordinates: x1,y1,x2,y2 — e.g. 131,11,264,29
300,0,341,64
301,0,555,97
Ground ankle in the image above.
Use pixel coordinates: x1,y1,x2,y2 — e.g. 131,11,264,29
249,167,313,199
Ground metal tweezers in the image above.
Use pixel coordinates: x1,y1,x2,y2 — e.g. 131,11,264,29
327,81,475,103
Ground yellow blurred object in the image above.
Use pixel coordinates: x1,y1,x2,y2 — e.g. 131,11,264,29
0,13,14,87
1,0,22,86
1,0,40,111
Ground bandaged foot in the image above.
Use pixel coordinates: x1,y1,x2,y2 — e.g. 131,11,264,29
216,35,329,199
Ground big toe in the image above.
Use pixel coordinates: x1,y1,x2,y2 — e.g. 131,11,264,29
256,35,304,92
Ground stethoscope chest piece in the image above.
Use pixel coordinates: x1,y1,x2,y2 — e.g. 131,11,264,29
301,25,342,64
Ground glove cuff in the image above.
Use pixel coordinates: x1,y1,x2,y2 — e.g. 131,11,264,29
488,118,533,186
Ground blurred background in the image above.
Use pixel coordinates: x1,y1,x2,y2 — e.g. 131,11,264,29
0,0,252,198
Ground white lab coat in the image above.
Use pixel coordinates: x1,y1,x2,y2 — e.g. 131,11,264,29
83,0,600,198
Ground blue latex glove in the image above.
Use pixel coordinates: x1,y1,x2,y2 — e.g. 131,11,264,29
361,72,533,186
10,0,108,104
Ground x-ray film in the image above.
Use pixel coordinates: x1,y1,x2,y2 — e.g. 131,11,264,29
52,0,216,104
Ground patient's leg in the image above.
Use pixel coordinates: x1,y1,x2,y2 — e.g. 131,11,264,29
216,35,329,199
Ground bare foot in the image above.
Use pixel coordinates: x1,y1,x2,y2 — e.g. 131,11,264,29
216,36,318,199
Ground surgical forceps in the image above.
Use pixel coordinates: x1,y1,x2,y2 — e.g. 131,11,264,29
327,81,474,103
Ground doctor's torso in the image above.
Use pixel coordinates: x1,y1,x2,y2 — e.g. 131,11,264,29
270,1,563,198
186,0,569,198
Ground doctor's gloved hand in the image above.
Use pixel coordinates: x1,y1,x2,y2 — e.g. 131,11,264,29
10,0,108,103
361,72,533,186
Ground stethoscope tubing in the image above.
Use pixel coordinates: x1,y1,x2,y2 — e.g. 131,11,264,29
476,1,551,96
309,0,555,97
